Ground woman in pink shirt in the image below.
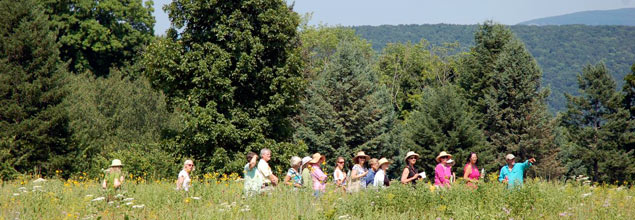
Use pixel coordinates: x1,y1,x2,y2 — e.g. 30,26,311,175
463,152,481,189
309,153,327,197
434,151,453,188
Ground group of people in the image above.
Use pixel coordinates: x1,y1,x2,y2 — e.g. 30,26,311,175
239,149,537,197
99,149,536,199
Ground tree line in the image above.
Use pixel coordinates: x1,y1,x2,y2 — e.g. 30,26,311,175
1,0,633,183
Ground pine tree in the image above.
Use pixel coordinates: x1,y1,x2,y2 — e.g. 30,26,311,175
0,0,69,179
459,22,558,178
402,85,493,173
623,64,635,120
294,41,397,165
562,63,635,182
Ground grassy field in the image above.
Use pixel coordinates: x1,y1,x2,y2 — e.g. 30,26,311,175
1,173,633,220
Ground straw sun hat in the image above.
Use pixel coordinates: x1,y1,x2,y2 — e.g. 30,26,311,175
353,151,371,163
404,151,420,161
435,151,453,162
301,156,312,166
110,159,123,167
378,158,391,166
309,153,326,164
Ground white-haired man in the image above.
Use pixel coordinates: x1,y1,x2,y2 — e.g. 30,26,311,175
257,148,278,190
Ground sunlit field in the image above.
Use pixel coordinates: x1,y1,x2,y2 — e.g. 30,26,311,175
1,173,633,220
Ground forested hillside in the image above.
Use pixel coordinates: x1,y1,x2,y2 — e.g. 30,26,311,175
353,24,635,112
518,8,635,26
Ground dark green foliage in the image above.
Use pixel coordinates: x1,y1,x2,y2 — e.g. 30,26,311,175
460,22,559,178
143,0,305,174
623,64,635,119
375,40,460,120
561,63,635,182
401,85,492,174
42,0,155,75
0,0,69,179
353,24,635,112
63,71,179,178
294,41,397,166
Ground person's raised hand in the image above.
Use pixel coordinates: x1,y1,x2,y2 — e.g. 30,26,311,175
529,158,536,163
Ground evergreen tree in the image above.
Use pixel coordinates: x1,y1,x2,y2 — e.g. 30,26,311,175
294,41,397,165
459,22,558,178
562,63,635,182
142,0,305,173
42,0,155,75
402,85,493,173
623,63,635,119
0,0,69,179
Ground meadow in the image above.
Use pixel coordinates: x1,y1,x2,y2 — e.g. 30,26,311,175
1,173,633,220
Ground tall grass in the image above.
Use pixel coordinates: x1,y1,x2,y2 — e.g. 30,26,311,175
1,175,633,219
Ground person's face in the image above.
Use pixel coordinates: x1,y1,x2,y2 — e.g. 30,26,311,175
408,156,417,165
470,154,478,164
337,159,345,168
262,152,271,161
381,163,389,170
370,163,379,170
506,159,515,166
358,157,366,165
185,163,194,172
440,156,448,163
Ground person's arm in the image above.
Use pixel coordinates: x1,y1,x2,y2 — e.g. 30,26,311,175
270,174,278,185
248,156,258,169
283,174,292,186
113,178,121,188
176,175,184,190
400,167,419,184
351,166,368,180
102,179,107,189
434,165,443,184
498,167,507,183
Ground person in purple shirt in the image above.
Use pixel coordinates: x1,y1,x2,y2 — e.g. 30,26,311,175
498,154,536,188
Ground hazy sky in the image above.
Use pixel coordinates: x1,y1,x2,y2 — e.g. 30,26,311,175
151,0,634,35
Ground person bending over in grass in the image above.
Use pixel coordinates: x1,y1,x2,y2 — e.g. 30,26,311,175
102,159,125,201
498,154,536,189
434,151,453,188
309,153,327,197
401,151,421,185
349,151,370,192
244,152,262,196
333,157,347,191
176,160,194,191
284,156,303,188
257,148,278,191
300,156,313,189
463,152,481,189
373,158,391,187
364,158,379,187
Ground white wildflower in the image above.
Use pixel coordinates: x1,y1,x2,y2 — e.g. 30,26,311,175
125,202,133,206
132,204,145,209
33,178,46,183
85,195,93,197
91,197,105,202
114,194,124,198
13,193,20,196
582,193,592,198
338,214,350,219
191,197,200,200
123,198,134,202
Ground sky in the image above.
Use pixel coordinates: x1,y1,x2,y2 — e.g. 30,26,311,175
151,0,634,35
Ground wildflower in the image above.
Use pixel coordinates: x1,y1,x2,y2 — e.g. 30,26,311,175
91,197,105,202
582,193,592,198
501,206,511,215
125,202,133,206
191,197,201,200
123,198,134,202
12,193,19,196
85,195,93,197
185,198,190,203
338,214,350,219
132,204,145,209
115,194,124,198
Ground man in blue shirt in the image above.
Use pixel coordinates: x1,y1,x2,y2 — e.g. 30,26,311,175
498,154,536,188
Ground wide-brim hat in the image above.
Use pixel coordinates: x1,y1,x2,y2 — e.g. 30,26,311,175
378,158,391,166
404,151,420,161
435,151,452,162
110,159,123,167
446,159,455,165
301,156,312,166
309,153,326,164
353,151,371,163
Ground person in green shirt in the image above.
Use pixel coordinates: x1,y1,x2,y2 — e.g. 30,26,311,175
300,156,313,189
102,159,125,201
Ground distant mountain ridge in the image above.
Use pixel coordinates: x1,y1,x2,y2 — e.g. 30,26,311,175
351,24,635,112
518,8,635,26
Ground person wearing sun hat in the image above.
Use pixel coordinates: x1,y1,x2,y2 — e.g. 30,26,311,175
349,151,371,192
308,153,327,197
176,159,195,191
401,151,422,185
102,159,125,202
300,156,313,189
434,151,453,188
498,153,536,189
373,158,391,187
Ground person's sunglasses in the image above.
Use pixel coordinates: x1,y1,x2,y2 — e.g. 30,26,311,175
409,157,417,160
337,161,344,164
186,164,194,167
